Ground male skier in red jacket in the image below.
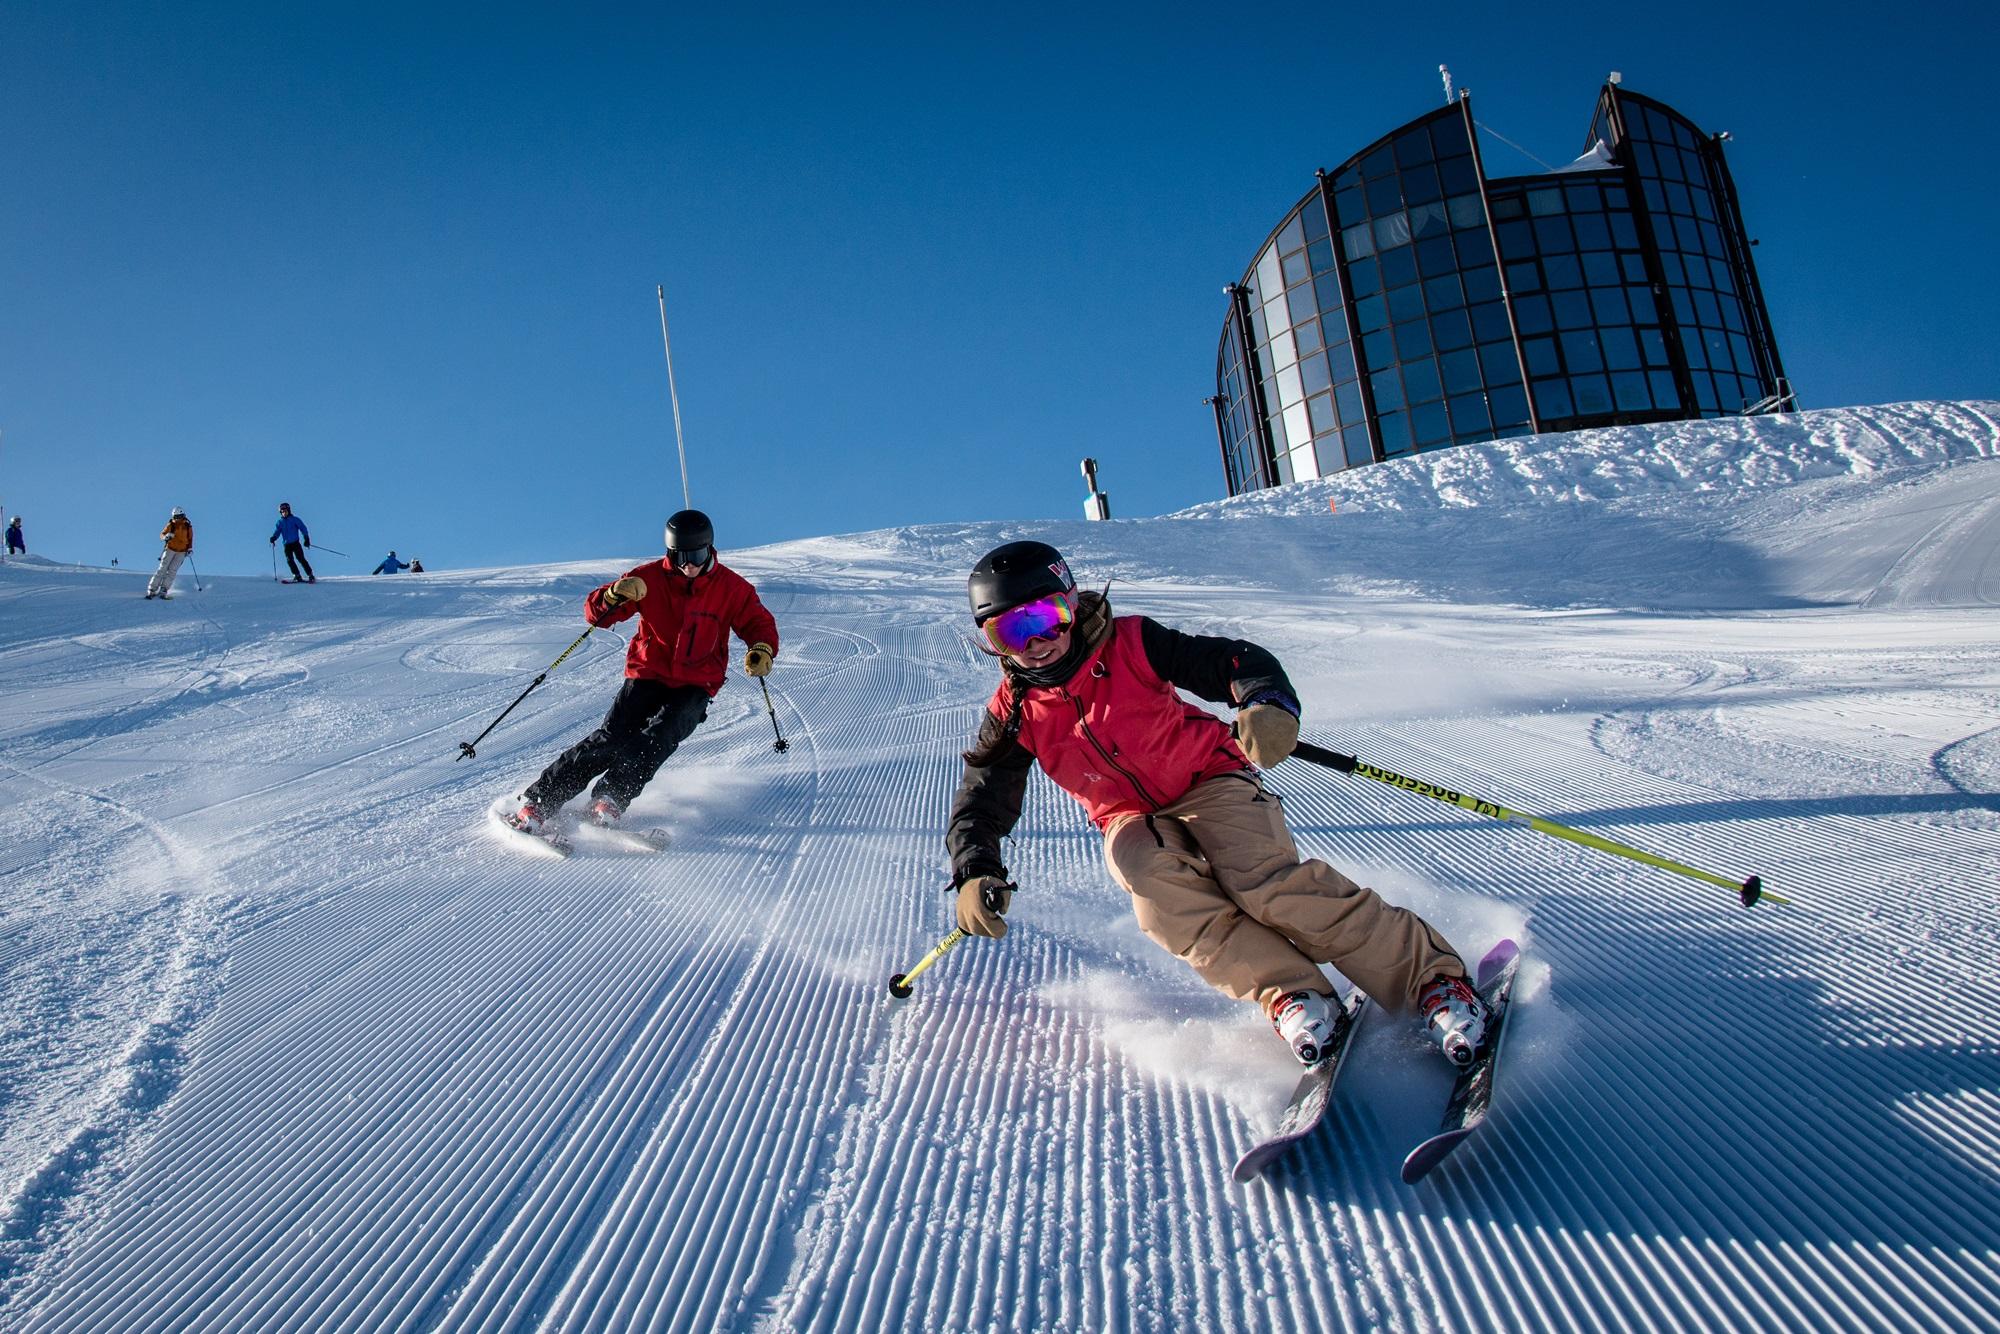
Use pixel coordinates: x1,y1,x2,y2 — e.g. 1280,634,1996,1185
509,509,779,833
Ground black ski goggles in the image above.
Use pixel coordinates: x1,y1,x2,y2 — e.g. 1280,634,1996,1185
670,545,711,570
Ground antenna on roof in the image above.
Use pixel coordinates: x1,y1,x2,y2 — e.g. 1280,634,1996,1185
1608,70,1623,85
1439,64,1454,105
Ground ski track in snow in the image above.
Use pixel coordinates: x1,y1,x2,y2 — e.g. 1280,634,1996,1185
1,400,1997,1331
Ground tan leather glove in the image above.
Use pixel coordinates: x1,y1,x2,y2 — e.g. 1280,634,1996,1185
955,875,1012,938
1235,702,1300,768
743,642,775,677
602,575,649,608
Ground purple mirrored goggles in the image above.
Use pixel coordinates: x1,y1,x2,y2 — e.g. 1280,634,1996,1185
981,592,1075,655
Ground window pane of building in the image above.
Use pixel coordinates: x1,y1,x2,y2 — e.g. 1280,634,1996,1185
1269,328,1298,370
1513,293,1554,335
1523,335,1560,377
1256,247,1284,300
1431,307,1474,350
1335,380,1366,424
1388,284,1426,324
1613,371,1652,412
1424,273,1466,310
1378,411,1413,453
1489,384,1531,427
1561,329,1604,372
1300,353,1333,396
1470,301,1512,342
1572,374,1614,414
1308,391,1339,435
1441,348,1483,395
1371,368,1406,411
1402,163,1443,204
1449,391,1491,434
1412,401,1452,444
1478,340,1522,385
1601,325,1641,370
1344,427,1376,467
1553,290,1594,329
1403,357,1443,403
1446,193,1485,229
1533,377,1574,419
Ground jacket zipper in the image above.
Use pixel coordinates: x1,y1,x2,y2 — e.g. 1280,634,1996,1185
1069,693,1163,808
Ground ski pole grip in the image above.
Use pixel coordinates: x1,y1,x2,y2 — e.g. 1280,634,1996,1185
1291,741,1357,772
982,881,1015,915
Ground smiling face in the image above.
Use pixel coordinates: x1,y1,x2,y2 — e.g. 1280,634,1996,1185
1004,624,1073,669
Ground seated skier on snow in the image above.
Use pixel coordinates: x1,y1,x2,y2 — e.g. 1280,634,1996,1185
943,540,1490,1068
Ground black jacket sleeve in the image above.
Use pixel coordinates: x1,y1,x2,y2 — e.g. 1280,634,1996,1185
945,735,1034,887
1136,617,1297,710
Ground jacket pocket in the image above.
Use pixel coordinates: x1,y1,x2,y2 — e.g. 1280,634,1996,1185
679,612,724,669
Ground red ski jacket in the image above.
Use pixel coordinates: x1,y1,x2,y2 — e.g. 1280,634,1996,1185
583,557,779,697
992,615,1251,830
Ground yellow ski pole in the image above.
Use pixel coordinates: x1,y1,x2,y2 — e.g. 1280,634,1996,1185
888,882,1012,997
1292,742,1781,908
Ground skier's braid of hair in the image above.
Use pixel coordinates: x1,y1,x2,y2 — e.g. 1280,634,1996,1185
962,664,1027,767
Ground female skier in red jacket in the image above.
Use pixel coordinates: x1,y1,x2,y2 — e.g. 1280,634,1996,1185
945,540,1488,1067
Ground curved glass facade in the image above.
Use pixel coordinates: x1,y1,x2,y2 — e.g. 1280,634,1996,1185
1216,84,1789,496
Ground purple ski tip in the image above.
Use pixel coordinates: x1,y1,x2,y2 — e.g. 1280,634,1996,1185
1476,938,1520,989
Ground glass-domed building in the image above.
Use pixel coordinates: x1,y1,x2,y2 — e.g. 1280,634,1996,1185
1212,82,1791,495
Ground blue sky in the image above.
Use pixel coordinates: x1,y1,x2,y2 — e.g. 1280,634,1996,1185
3,2,1995,574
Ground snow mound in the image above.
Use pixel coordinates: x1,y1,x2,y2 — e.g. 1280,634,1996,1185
1175,399,2000,517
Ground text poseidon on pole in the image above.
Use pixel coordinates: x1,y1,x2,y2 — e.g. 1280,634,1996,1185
1290,741,1778,908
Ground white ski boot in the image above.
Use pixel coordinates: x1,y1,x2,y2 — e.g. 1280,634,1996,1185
1419,973,1490,1068
507,801,551,835
1271,989,1342,1066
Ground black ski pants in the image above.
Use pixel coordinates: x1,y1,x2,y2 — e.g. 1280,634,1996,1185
526,678,709,812
281,541,315,581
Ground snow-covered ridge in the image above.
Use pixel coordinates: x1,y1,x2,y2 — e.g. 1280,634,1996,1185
1176,399,2000,516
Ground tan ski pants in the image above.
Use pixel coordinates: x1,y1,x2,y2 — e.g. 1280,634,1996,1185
1104,773,1465,1016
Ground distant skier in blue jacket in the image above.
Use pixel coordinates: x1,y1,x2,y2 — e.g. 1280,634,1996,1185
270,502,314,583
372,551,408,575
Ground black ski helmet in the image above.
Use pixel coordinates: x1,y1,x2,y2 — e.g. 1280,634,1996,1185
968,540,1075,623
664,509,714,556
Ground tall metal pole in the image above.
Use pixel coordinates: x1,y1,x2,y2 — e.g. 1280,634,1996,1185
655,285,693,509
